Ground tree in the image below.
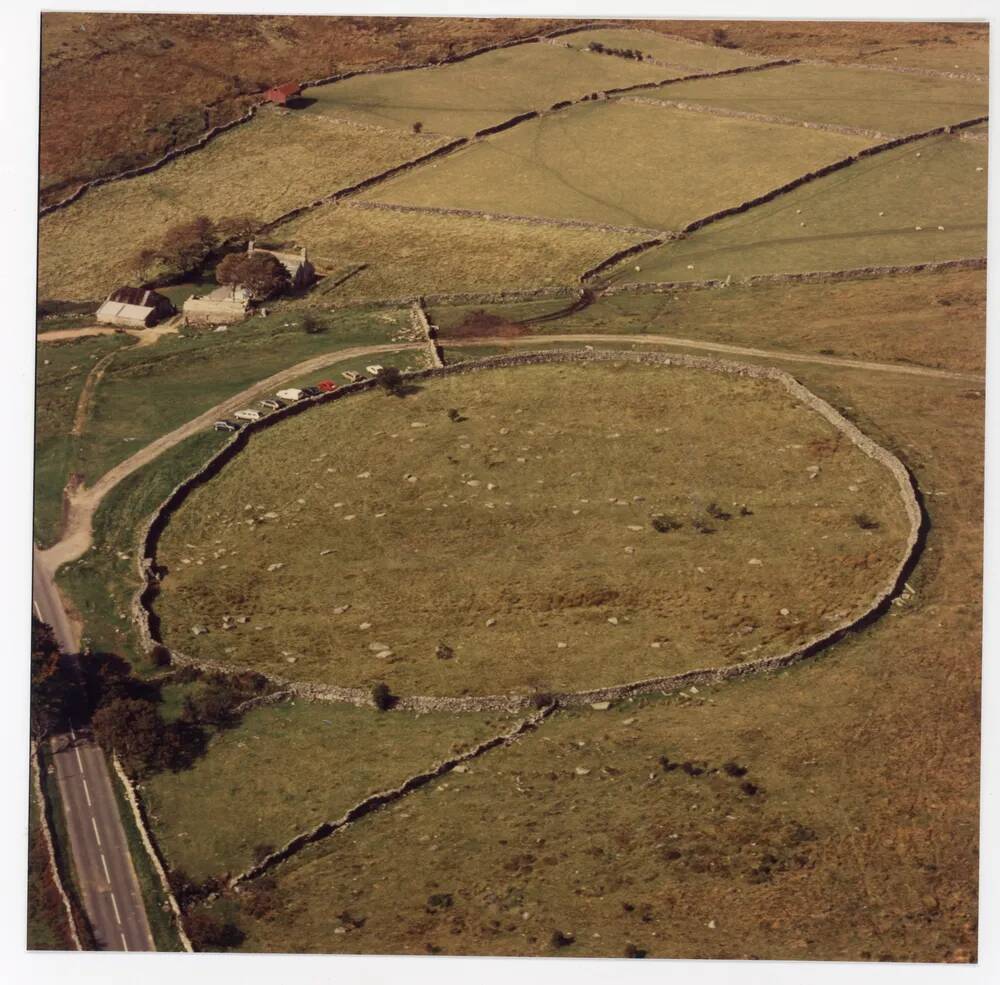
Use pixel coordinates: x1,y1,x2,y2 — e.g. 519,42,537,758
374,365,404,395
160,215,217,272
216,213,259,243
216,251,290,300
91,698,168,777
412,121,423,134
127,246,160,284
371,682,394,711
185,912,245,951
30,619,79,739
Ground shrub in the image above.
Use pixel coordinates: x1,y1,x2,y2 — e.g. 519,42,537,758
301,314,326,334
529,692,555,710
624,943,648,958
374,365,404,395
854,513,881,530
651,514,681,533
150,644,171,668
185,912,245,951
412,121,423,134
691,518,715,534
447,408,463,422
550,929,575,948
706,502,731,521
723,761,748,777
435,642,455,660
371,681,394,711
426,892,454,911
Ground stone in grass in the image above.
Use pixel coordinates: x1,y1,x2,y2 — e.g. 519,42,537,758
590,701,611,710
369,641,391,652
485,618,497,627
436,642,455,660
267,562,284,572
359,621,372,630
191,625,208,636
574,767,591,776
333,604,351,615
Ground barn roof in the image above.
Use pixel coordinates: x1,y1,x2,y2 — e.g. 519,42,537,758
107,286,170,309
265,82,302,101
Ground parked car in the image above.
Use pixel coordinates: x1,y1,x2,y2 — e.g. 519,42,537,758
213,420,238,432
316,379,338,392
259,398,281,410
343,370,365,383
276,388,305,401
234,409,262,422
365,364,384,375
300,386,322,397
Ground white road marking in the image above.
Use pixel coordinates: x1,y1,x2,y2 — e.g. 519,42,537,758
91,816,102,847
74,746,84,770
82,777,92,806
33,600,43,620
69,725,77,741
120,932,129,951
100,852,111,882
110,892,122,925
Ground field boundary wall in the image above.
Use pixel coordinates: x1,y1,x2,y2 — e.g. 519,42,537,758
111,756,194,952
226,703,557,889
30,742,84,950
130,349,922,715
605,256,988,294
411,300,445,367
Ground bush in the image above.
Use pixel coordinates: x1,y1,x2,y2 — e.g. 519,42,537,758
371,682,394,711
150,645,171,668
691,518,715,534
706,502,731,521
301,314,326,334
624,943,648,958
550,929,575,948
529,692,555,710
854,513,880,530
374,365,404,395
412,121,423,134
185,912,245,951
651,515,681,533
435,642,455,661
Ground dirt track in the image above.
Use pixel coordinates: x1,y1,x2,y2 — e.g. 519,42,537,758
37,332,981,577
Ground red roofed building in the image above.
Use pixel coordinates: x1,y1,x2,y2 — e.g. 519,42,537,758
264,82,302,105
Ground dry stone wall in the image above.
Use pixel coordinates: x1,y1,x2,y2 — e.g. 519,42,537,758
111,756,193,952
132,349,922,715
606,256,988,295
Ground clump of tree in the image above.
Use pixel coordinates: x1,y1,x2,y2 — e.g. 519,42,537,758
588,40,645,60
374,365,406,396
216,251,290,300
185,911,245,951
371,681,395,711
30,619,82,740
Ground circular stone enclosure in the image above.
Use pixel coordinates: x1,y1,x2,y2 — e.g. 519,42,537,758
148,353,916,700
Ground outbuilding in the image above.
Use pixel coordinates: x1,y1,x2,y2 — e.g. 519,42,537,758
182,284,252,327
96,287,175,328
264,82,302,106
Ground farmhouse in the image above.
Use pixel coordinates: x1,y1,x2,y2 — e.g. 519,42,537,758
264,82,302,106
247,240,316,289
95,286,175,328
182,284,252,327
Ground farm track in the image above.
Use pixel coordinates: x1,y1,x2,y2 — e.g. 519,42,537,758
37,331,980,582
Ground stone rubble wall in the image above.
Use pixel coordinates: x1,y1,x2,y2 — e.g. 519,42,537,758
347,199,667,238
326,284,580,312
30,742,84,950
227,703,557,889
605,256,988,295
795,55,987,84
131,349,922,715
110,756,194,952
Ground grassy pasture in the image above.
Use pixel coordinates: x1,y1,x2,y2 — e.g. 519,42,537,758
363,101,872,231
141,700,514,882
209,362,982,962
646,62,988,135
37,110,448,300
561,28,768,71
431,266,988,375
302,42,670,135
152,361,909,697
273,203,637,301
857,39,989,76
615,134,987,284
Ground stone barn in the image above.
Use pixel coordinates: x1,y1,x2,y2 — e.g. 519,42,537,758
96,287,175,328
182,284,252,327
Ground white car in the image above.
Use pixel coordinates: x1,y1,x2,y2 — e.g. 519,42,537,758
276,388,304,402
343,371,365,383
234,409,262,423
259,398,281,410
365,364,384,375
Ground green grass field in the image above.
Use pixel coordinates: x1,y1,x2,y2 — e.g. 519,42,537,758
142,700,515,882
643,62,988,134
363,101,872,231
38,110,449,300
614,134,987,284
302,42,670,136
561,28,768,71
273,202,637,301
153,360,910,697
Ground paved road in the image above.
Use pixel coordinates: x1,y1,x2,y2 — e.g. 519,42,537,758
33,547,155,952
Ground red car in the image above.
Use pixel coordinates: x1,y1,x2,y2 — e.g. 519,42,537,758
316,380,338,392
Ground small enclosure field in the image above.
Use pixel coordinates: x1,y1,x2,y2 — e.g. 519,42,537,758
857,38,989,77
152,358,911,698
37,110,449,300
560,27,769,72
272,203,638,302
645,63,988,135
141,700,512,882
615,134,987,285
363,101,873,231
301,42,670,136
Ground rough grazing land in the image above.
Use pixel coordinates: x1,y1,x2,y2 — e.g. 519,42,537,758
272,203,638,303
302,42,670,135
141,700,511,882
153,362,910,697
37,111,447,300
560,28,769,71
618,134,987,284
201,362,981,963
364,100,872,231
645,63,988,135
